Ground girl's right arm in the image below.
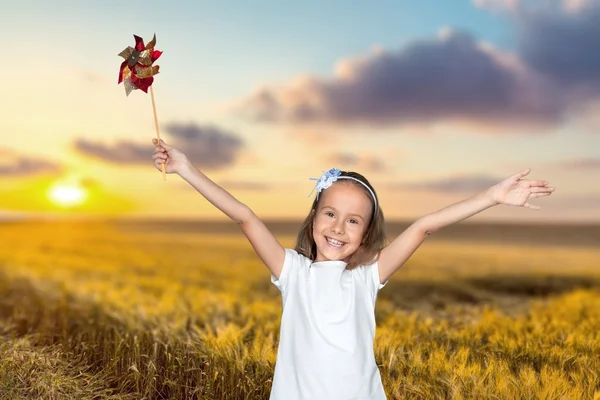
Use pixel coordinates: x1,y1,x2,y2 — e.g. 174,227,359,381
152,139,285,279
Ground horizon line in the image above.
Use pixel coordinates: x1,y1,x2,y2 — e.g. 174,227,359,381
2,215,599,227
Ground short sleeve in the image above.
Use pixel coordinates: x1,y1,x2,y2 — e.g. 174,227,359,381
270,248,300,293
370,260,388,293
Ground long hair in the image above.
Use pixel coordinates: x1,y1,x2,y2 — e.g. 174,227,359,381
295,171,387,270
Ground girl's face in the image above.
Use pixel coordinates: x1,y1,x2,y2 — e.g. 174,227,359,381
312,181,373,263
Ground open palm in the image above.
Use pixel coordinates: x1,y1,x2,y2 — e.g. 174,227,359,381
489,168,555,210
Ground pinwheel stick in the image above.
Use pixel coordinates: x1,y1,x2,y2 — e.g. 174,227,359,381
150,86,166,180
118,33,165,181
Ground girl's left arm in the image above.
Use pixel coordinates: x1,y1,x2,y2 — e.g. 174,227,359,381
377,168,555,283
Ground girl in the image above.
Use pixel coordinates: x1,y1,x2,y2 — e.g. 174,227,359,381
151,138,555,399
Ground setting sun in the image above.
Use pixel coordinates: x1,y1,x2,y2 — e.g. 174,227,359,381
48,182,88,208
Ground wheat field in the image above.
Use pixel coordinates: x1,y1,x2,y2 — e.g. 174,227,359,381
0,220,599,399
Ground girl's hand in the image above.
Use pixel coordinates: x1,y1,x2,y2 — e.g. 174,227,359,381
488,168,555,209
152,138,191,175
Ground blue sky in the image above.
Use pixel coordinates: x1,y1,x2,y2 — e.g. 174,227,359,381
1,0,599,223
3,1,513,100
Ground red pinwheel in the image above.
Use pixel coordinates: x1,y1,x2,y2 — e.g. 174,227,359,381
118,34,166,180
118,34,162,95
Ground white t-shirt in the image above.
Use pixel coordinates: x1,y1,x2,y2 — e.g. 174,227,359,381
269,248,388,400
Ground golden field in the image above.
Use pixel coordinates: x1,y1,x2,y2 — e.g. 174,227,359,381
0,220,599,399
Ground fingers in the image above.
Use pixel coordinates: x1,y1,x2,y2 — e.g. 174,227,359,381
151,139,170,172
509,168,530,182
152,140,168,169
152,147,166,157
524,202,541,210
152,141,168,157
152,150,167,160
152,138,172,150
525,186,555,208
515,168,531,179
529,186,555,193
154,161,167,172
529,192,552,198
152,142,167,153
521,179,552,188
529,180,549,187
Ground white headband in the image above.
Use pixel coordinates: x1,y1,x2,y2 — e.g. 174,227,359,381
308,168,378,215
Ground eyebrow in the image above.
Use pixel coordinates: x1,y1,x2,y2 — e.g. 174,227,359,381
321,206,365,221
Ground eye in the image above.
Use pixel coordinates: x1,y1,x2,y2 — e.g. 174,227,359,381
325,211,334,217
349,219,358,225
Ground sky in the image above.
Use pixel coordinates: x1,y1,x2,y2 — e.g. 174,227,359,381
0,0,599,223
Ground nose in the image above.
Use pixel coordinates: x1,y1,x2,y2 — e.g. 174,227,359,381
331,220,344,235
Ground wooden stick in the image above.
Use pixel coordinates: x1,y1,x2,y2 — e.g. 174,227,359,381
150,85,166,181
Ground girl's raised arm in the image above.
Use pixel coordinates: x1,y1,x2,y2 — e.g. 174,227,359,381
153,139,285,278
377,169,554,284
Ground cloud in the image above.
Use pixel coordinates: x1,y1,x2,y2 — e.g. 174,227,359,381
237,29,562,128
74,139,150,164
474,0,595,14
73,122,244,170
562,0,595,13
164,122,244,170
0,156,62,177
327,153,387,172
236,1,600,131
472,0,519,12
555,157,600,169
389,174,501,193
473,0,600,91
515,2,600,91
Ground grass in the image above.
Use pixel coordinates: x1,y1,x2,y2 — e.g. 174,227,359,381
0,220,599,399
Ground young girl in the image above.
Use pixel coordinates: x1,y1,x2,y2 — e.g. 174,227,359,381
151,138,555,399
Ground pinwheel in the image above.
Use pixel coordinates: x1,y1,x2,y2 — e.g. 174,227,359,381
118,34,166,180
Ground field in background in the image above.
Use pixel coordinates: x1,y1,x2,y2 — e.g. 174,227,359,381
0,220,599,399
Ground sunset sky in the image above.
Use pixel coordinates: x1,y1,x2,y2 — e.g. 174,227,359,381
1,0,599,223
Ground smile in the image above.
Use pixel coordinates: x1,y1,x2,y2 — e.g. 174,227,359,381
325,237,345,248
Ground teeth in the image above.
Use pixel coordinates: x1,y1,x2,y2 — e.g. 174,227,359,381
326,237,344,246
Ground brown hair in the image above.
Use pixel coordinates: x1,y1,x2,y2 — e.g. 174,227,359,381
295,171,387,270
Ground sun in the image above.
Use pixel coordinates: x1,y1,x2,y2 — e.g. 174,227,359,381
48,181,88,208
